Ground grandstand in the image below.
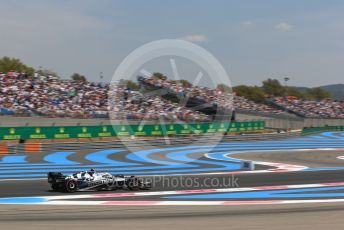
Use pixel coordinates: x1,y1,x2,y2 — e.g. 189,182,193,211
270,97,344,119
0,70,343,121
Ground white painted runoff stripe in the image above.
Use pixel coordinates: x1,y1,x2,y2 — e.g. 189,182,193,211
101,199,344,205
298,148,344,151
2,181,344,205
206,149,309,173
206,147,344,173
28,199,344,206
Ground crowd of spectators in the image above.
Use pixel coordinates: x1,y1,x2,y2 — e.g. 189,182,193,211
0,71,109,118
142,77,291,117
272,97,344,118
109,85,210,121
234,96,290,116
142,77,233,109
1,71,343,120
0,72,212,121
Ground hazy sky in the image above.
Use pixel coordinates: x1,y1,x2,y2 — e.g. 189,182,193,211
1,0,343,87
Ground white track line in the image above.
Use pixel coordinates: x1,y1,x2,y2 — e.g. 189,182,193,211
40,199,344,206
2,182,344,206
43,181,344,200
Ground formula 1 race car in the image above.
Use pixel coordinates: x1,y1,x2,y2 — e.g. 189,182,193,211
48,169,151,193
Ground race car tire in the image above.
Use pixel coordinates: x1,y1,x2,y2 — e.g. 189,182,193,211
65,179,78,193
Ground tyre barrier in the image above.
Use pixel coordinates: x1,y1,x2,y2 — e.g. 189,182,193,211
24,143,42,153
0,145,9,154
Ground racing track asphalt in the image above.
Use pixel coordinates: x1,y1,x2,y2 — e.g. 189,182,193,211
2,147,344,229
1,168,344,198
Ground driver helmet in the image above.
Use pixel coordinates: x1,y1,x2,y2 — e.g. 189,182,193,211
89,168,96,176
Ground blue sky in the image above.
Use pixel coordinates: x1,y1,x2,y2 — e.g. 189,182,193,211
1,0,343,87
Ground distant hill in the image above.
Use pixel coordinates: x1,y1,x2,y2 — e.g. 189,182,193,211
293,84,344,100
321,84,344,100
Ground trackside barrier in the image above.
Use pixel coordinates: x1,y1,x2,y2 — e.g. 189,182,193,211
0,121,265,141
302,126,344,135
8,131,301,154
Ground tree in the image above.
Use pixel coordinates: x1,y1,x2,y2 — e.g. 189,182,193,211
233,85,266,103
217,84,232,93
119,79,140,91
152,72,167,80
172,79,192,87
37,69,60,79
305,87,331,100
71,73,87,81
0,56,35,76
286,87,306,99
262,78,286,97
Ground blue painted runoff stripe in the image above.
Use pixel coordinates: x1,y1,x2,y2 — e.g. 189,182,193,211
165,148,242,170
0,131,343,180
0,197,47,204
43,152,77,165
85,149,138,166
0,164,200,175
206,152,243,163
0,155,27,163
126,145,218,165
164,186,344,199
